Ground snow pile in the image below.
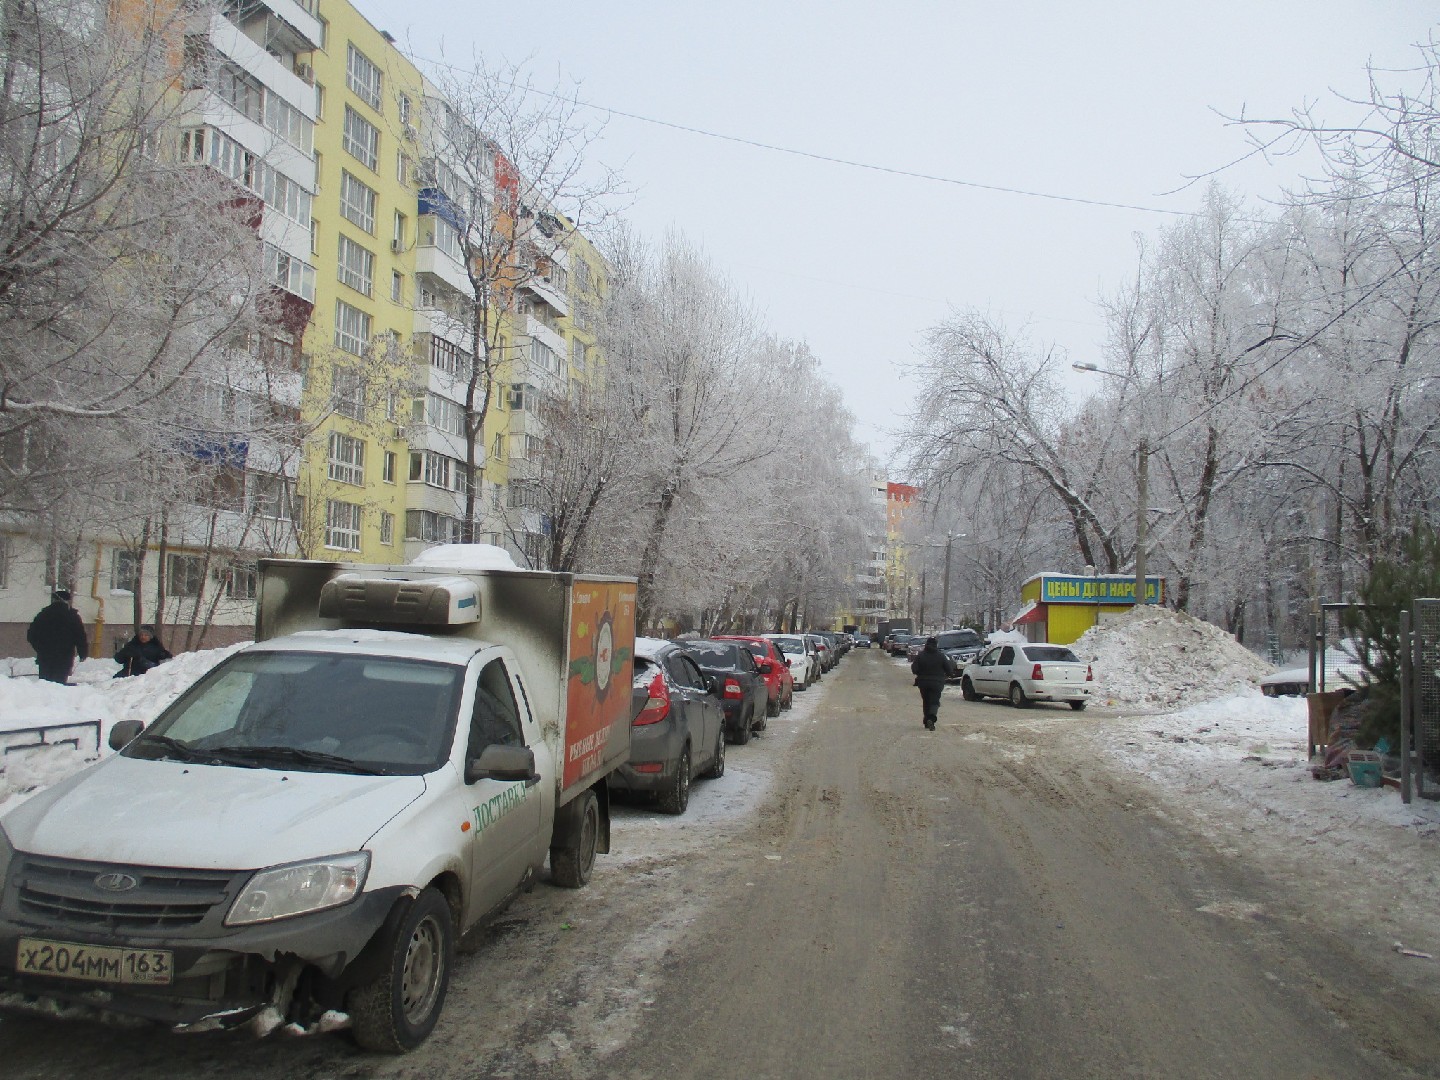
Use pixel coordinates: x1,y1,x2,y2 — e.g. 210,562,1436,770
1072,605,1271,711
0,643,245,813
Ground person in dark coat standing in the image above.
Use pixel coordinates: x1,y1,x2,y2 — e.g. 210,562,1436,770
27,590,89,684
910,636,956,731
113,624,173,678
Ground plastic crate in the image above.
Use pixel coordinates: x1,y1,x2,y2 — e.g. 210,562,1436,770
1347,751,1383,788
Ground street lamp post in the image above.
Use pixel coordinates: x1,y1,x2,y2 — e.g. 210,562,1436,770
1134,437,1148,607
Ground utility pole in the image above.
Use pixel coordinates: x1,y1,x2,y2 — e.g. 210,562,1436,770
941,534,953,630
1134,438,1149,607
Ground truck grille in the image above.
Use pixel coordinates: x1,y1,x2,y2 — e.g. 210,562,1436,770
14,855,237,932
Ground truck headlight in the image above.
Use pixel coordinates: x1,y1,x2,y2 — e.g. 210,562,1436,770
225,852,370,926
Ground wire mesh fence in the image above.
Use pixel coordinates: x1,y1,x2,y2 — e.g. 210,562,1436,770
1408,599,1440,800
1314,603,1366,693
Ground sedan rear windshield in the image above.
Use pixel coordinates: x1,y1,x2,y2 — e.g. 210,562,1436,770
685,642,745,670
936,631,983,650
770,636,804,652
1023,646,1081,663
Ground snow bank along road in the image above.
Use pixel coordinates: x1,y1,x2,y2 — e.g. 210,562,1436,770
3,650,1438,1078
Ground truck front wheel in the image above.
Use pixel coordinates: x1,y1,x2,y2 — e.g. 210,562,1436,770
550,789,599,889
348,888,454,1052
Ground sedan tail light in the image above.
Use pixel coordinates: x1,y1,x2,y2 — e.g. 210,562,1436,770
634,671,670,725
1086,664,1094,682
723,677,744,699
1031,663,1045,681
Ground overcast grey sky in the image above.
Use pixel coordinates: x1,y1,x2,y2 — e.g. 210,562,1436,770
361,0,1437,463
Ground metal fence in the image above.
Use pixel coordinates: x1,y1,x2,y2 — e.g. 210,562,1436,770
1404,600,1440,802
1312,602,1366,693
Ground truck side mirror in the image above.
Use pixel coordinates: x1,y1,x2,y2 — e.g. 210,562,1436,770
466,743,540,786
109,720,144,750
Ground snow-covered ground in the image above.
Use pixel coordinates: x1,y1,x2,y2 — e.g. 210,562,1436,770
5,612,1440,959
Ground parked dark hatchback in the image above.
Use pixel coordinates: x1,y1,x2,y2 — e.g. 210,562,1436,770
615,637,727,814
683,639,770,744
713,634,794,717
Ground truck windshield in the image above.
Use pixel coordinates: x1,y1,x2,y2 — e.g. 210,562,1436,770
126,651,465,775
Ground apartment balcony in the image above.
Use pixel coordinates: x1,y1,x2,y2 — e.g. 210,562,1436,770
524,314,565,358
518,274,569,319
415,243,473,301
220,0,321,57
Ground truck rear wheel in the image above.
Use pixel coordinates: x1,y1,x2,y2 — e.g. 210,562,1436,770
348,888,453,1053
550,790,599,889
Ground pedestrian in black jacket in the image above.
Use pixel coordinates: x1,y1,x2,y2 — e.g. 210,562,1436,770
910,636,956,731
113,624,173,678
27,590,89,684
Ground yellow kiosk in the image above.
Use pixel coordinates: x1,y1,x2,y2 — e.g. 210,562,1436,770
1010,572,1165,646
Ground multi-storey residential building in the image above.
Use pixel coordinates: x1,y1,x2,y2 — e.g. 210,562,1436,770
0,0,611,657
0,0,323,656
301,4,422,564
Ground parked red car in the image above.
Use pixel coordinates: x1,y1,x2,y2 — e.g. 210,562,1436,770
714,635,795,717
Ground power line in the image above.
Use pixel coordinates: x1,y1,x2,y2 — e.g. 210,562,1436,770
410,52,1195,219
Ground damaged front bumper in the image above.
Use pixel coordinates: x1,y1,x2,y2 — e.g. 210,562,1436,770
0,848,407,1032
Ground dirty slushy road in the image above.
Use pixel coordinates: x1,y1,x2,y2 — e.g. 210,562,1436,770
3,649,1437,1079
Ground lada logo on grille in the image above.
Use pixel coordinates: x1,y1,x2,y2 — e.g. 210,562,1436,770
94,872,139,893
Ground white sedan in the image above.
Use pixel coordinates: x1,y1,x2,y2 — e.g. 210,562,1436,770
763,634,820,690
960,641,1093,710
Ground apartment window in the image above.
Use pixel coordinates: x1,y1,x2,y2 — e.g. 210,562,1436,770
491,433,505,460
314,82,325,119
327,431,365,485
331,367,368,423
425,393,465,436
397,149,411,185
430,336,471,377
167,553,206,598
317,18,328,52
408,451,423,482
310,217,319,255
339,170,376,233
325,500,362,551
111,549,140,593
337,233,374,296
393,210,406,248
398,92,412,125
265,243,315,302
225,562,258,600
346,44,382,111
334,300,371,357
570,339,587,369
405,509,462,544
382,450,397,483
379,511,395,546
390,270,403,303
342,105,379,171
250,473,293,519
530,339,559,374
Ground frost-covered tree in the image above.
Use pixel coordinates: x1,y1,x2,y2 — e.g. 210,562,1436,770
414,59,621,542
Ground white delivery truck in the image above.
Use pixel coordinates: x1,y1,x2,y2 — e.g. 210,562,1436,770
0,549,637,1051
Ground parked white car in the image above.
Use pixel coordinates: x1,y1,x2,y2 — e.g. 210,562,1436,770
960,641,1093,710
763,634,820,690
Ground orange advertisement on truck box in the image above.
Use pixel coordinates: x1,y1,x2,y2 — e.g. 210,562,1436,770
563,580,636,792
